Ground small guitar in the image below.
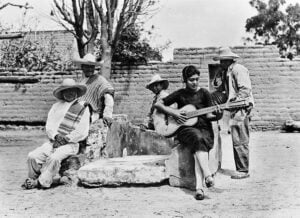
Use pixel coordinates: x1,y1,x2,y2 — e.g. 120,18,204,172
153,100,249,137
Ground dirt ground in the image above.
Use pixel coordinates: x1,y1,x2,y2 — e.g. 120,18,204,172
0,129,299,218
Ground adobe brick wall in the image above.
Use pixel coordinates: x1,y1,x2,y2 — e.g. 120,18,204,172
1,45,299,130
171,46,300,130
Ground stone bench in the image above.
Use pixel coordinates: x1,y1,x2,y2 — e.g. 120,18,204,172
58,114,175,185
77,121,222,190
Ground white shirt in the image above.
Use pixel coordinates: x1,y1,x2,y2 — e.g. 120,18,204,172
45,100,90,143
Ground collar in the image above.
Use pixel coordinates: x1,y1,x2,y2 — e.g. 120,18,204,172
185,87,200,93
228,62,236,71
61,99,78,105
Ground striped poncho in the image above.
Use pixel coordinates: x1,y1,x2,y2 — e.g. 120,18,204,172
79,74,114,118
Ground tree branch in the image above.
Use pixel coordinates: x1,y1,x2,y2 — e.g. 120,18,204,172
112,0,129,49
53,0,75,25
0,2,33,10
93,0,105,22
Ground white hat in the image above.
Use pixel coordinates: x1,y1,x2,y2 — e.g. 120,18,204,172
72,53,103,66
146,74,169,90
213,47,240,61
53,78,87,100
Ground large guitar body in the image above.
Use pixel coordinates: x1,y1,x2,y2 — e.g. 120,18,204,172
153,104,198,137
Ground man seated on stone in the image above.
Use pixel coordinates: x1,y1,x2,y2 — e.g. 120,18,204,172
22,78,90,189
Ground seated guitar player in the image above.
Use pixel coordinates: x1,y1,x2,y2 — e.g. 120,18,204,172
155,65,222,200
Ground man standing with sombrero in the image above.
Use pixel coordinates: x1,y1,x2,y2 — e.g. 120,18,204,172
213,47,254,179
73,54,115,159
22,79,90,189
73,54,115,124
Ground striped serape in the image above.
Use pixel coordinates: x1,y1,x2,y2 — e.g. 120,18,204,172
57,100,87,136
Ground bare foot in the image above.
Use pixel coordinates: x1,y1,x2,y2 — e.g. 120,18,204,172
22,178,39,189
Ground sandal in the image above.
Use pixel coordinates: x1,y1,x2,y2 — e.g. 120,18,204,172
205,175,215,188
194,189,205,200
21,178,39,189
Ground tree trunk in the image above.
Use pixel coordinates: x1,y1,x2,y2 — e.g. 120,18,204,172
76,38,86,58
101,46,112,78
100,21,112,79
85,0,98,54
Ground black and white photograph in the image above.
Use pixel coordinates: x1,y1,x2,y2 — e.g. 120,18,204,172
0,0,299,217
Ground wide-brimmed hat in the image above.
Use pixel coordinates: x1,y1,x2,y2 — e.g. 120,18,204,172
72,53,103,66
53,78,87,100
213,47,240,61
146,74,169,90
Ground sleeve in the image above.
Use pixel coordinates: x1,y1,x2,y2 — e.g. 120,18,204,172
103,93,114,118
99,77,115,97
66,106,90,143
162,90,180,106
45,103,58,140
233,66,252,99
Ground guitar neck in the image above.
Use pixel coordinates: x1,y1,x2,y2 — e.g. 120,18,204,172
185,100,249,118
186,104,227,118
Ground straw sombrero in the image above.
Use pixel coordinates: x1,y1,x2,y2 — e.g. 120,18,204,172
146,74,169,90
72,53,103,66
213,47,240,61
53,78,87,100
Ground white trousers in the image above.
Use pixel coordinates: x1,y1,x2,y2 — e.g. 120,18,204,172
27,141,79,188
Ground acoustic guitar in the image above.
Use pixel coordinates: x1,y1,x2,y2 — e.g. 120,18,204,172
153,100,249,137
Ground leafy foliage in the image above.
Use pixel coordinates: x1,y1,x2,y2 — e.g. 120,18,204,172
245,0,285,43
95,25,163,65
111,25,162,64
0,33,70,71
245,0,300,59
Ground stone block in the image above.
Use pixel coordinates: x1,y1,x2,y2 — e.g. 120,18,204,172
78,155,169,187
166,143,196,189
84,114,129,161
105,121,175,158
166,122,222,190
281,119,300,132
59,154,86,186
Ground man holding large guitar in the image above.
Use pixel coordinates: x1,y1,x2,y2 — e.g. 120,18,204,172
155,65,222,200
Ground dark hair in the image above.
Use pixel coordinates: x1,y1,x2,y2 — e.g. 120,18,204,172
182,65,200,82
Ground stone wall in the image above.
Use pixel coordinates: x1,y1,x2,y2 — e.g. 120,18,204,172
1,45,300,130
